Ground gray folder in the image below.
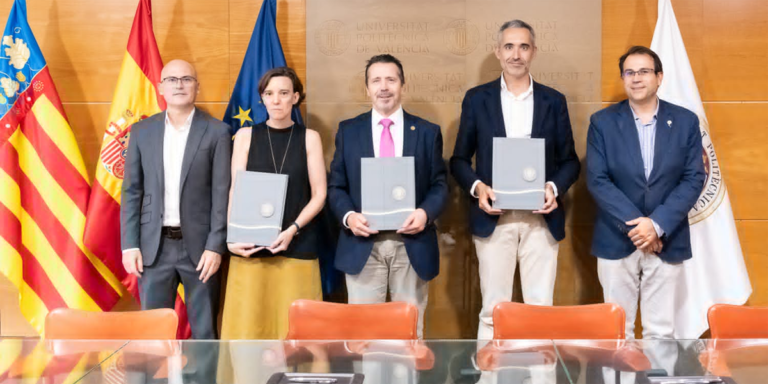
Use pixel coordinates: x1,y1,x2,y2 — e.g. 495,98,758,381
361,157,416,231
227,170,288,246
492,137,545,210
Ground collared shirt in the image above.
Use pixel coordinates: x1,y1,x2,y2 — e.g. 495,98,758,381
343,106,405,228
500,72,535,138
470,73,558,199
371,106,404,158
629,100,659,180
629,99,665,237
162,108,195,226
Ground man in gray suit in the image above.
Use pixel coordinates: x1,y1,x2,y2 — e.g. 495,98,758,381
121,59,232,339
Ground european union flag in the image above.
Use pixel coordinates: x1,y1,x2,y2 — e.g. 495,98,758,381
223,0,302,134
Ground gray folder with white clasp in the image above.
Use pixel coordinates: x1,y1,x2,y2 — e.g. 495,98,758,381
227,170,288,246
492,137,546,210
361,157,416,231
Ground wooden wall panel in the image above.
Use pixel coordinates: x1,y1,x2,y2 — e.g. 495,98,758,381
555,225,603,305
1,0,766,338
602,0,658,101
152,0,230,102
739,221,768,306
701,0,768,100
601,0,768,102
704,103,768,220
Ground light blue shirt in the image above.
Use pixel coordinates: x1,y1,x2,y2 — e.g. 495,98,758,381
630,101,659,180
629,100,665,237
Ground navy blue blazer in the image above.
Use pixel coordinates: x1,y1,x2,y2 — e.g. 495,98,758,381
328,110,448,281
586,99,705,263
450,79,581,240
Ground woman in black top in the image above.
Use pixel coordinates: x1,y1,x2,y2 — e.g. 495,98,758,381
221,67,326,339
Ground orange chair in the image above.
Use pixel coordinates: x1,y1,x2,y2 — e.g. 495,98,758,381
702,305,768,377
286,300,418,340
285,300,433,372
492,302,625,340
44,308,182,383
478,302,650,376
708,304,768,339
45,308,178,339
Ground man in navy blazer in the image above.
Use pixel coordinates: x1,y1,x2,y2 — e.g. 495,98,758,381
450,20,580,340
328,54,448,337
587,46,705,345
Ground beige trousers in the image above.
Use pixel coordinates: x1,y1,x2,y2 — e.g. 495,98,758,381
598,249,682,379
474,211,559,341
597,249,682,340
345,233,429,338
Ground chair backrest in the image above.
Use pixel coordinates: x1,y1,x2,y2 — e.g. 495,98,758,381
708,304,768,339
492,302,625,340
286,300,418,340
45,308,178,339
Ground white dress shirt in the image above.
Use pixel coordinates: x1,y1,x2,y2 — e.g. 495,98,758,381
122,108,195,253
500,72,535,139
162,108,195,226
470,74,558,198
344,106,405,227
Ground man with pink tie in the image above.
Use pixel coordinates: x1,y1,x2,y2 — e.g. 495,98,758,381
328,54,448,337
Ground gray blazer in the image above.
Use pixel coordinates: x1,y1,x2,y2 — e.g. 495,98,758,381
120,109,232,266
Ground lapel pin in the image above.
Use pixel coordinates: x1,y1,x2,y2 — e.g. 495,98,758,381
667,120,672,127
410,125,416,131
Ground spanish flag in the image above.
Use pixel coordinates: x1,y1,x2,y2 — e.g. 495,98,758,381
0,0,121,334
82,0,191,339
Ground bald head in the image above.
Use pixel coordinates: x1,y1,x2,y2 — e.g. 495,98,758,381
159,59,199,109
161,59,197,80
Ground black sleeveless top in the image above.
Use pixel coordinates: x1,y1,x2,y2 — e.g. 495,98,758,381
246,122,317,259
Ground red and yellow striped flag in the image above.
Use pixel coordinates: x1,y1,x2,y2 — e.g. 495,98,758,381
0,0,122,335
82,0,191,339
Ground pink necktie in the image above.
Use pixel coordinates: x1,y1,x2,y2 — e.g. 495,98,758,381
379,118,395,157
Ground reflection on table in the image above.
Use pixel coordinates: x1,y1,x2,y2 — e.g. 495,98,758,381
1,338,767,383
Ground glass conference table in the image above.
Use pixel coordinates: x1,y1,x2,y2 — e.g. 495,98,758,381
1,338,767,383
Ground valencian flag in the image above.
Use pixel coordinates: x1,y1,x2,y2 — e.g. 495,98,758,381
223,0,302,134
82,0,191,339
651,0,752,338
0,0,121,334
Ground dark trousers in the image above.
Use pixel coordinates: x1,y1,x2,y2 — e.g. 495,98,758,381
139,236,220,384
139,236,220,339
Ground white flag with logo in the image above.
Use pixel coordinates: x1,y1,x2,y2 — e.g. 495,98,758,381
651,0,752,338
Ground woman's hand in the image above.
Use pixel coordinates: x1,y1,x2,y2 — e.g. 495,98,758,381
227,242,264,257
267,226,298,254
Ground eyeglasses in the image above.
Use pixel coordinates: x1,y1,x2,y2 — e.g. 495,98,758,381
162,76,197,86
622,68,655,78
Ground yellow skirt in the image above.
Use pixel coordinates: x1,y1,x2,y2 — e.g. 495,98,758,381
220,255,322,340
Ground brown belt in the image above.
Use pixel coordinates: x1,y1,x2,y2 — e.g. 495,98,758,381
161,226,183,239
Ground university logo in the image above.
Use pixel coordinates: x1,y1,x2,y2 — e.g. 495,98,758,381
444,19,479,56
101,109,148,180
689,116,726,224
315,20,350,56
